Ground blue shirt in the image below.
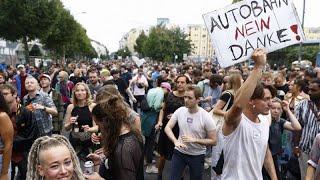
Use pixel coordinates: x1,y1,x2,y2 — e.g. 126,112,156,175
23,91,56,136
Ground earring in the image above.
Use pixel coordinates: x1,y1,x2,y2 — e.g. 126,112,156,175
253,105,256,109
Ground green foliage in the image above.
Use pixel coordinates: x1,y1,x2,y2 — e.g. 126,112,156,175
0,0,63,63
268,44,320,66
29,44,42,57
116,47,131,58
134,25,192,62
232,0,242,3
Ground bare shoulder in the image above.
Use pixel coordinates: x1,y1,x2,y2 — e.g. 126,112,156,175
0,112,10,119
66,104,74,111
89,103,96,111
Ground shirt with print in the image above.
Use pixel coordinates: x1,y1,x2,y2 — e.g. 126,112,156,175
23,91,56,136
171,107,216,156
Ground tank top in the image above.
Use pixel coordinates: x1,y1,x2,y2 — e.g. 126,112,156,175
222,114,269,180
71,106,93,132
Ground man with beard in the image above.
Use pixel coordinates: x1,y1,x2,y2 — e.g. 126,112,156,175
87,69,102,99
295,78,320,179
39,74,64,134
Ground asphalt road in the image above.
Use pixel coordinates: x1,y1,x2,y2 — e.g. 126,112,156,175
144,160,212,180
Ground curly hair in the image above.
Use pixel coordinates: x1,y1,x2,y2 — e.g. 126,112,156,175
71,82,93,106
94,85,142,155
26,135,85,180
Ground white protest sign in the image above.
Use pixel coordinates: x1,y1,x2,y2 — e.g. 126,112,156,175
132,56,146,67
203,0,305,68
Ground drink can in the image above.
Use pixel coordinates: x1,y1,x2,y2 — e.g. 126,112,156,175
84,161,94,175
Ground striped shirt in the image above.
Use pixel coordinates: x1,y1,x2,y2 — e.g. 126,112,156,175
296,99,320,154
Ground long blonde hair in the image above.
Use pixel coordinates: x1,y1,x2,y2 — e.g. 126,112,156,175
72,82,93,106
226,73,242,94
26,135,85,180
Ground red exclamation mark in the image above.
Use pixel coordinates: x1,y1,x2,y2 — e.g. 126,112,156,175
290,24,301,41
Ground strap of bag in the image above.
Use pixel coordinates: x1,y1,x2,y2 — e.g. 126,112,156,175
222,91,232,111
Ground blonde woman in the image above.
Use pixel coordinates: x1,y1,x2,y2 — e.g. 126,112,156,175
211,72,242,180
26,135,85,180
64,82,96,164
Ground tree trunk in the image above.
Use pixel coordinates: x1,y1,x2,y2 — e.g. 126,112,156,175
22,36,30,64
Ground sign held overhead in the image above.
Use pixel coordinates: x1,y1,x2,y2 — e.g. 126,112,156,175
203,0,305,67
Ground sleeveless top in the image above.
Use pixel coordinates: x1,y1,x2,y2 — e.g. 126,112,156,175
222,114,269,180
71,106,93,132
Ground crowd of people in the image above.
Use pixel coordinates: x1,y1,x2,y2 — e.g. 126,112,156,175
0,48,320,180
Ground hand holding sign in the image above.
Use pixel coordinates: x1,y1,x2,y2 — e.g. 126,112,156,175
251,48,266,69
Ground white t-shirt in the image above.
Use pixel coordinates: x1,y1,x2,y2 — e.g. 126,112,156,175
132,75,148,96
221,114,269,180
171,107,216,156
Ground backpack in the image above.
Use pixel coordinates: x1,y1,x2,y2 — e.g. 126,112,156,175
13,106,39,152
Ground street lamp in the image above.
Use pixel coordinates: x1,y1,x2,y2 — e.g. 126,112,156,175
298,0,306,63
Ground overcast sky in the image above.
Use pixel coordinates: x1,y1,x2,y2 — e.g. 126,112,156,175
61,0,320,52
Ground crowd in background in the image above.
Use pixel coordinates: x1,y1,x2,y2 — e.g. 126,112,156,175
0,53,320,180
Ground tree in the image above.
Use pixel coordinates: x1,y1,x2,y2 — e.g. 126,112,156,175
267,44,320,67
134,25,192,62
0,0,63,63
116,47,131,59
134,31,147,57
41,9,97,62
29,44,43,57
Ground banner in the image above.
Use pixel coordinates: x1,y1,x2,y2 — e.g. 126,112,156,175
203,0,305,67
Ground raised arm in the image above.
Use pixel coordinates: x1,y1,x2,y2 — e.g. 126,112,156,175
223,49,266,135
282,100,301,131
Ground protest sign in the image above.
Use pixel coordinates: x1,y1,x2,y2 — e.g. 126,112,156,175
132,56,146,67
203,0,305,67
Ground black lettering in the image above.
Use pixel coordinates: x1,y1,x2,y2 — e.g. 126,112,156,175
239,4,252,19
279,0,288,7
251,1,263,17
270,0,278,9
244,40,255,56
276,29,290,43
229,44,243,61
227,8,239,23
257,35,266,48
210,17,222,33
267,33,278,46
263,0,272,13
218,13,230,29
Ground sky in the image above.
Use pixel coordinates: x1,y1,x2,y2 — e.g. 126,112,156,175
61,0,320,53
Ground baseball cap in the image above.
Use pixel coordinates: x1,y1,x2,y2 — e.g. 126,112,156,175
161,82,172,92
39,74,51,81
17,64,25,69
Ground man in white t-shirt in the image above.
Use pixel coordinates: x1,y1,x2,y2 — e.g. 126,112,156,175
165,84,217,180
222,49,277,180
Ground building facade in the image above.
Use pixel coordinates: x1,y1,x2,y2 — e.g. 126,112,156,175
184,24,214,60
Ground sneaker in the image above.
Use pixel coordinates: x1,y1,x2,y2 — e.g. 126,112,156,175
146,165,158,174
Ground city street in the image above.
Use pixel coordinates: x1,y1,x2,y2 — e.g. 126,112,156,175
145,160,212,180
